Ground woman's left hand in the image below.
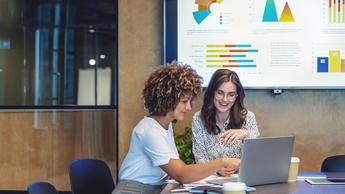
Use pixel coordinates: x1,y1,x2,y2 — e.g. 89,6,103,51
219,130,248,145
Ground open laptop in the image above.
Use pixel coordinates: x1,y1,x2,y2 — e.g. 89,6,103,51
207,136,295,186
326,172,345,182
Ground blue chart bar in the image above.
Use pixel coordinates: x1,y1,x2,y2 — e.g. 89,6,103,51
317,57,329,72
236,60,254,62
246,49,259,52
231,44,251,47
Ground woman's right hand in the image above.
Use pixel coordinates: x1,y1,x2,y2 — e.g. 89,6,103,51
221,157,240,171
217,167,237,177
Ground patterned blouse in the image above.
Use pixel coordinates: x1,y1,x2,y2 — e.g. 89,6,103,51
192,110,260,163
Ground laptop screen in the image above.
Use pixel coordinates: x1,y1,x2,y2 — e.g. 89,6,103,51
238,136,295,186
206,136,295,187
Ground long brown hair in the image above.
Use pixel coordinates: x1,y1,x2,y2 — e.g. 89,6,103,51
201,69,247,134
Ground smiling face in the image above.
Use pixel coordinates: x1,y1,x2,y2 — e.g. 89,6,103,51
169,93,193,121
213,81,237,115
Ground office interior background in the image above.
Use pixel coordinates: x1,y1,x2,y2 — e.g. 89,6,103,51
0,0,345,192
0,0,117,191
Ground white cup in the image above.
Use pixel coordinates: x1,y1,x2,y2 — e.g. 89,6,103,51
288,157,300,182
222,182,246,194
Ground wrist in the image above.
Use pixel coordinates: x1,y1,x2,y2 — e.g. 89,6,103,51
243,130,249,139
220,158,226,168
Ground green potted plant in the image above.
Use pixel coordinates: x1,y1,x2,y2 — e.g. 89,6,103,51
174,126,195,164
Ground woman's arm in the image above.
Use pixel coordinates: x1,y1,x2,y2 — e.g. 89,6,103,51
244,111,260,138
160,157,240,183
192,114,211,163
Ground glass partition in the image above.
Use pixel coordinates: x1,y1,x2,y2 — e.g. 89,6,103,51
0,0,117,106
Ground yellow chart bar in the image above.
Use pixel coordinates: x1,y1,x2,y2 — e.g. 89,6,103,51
343,4,345,23
332,1,337,23
329,50,341,72
207,60,228,62
207,45,226,47
207,50,229,52
341,59,345,72
329,5,332,22
207,65,223,68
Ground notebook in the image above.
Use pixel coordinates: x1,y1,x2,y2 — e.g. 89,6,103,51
207,136,295,186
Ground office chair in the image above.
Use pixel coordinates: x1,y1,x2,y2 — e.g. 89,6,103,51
69,158,115,194
321,155,345,172
27,181,58,194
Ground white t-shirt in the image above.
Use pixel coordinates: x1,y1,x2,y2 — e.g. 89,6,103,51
118,116,179,185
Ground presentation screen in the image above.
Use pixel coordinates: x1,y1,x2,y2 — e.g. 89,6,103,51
164,0,345,89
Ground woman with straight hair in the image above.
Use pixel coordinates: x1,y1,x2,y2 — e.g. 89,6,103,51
192,69,260,177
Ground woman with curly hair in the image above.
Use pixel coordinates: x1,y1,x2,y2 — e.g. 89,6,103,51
112,63,240,194
192,69,260,177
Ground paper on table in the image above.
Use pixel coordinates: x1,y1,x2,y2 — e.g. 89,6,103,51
166,174,238,189
183,174,237,188
165,175,218,189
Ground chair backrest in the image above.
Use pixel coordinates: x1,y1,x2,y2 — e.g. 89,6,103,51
69,158,115,194
27,181,58,194
321,155,345,172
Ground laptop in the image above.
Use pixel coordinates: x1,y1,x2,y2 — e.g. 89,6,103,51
207,136,295,186
326,172,345,182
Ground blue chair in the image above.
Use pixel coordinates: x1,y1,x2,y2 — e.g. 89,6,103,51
321,155,345,172
69,158,115,194
27,181,58,194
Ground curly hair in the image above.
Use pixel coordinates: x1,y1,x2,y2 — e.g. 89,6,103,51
201,69,247,134
143,62,203,116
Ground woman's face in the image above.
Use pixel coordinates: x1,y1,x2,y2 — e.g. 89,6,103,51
213,81,238,114
171,93,193,121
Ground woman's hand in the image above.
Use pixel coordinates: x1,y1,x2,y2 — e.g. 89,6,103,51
221,158,240,171
217,167,237,177
219,130,248,145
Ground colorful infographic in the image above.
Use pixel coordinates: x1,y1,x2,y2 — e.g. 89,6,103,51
193,0,223,24
262,0,295,22
176,0,345,88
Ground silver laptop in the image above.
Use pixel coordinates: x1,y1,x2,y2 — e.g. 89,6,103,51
207,136,295,186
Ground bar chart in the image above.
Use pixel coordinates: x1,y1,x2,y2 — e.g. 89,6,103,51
317,50,345,72
328,0,345,23
205,44,258,68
